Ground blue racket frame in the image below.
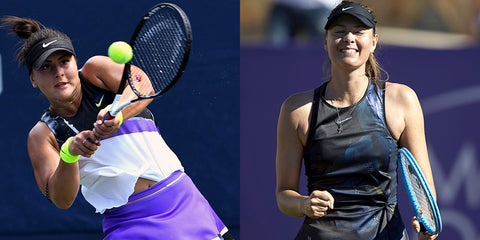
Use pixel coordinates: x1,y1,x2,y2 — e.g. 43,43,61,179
398,147,442,234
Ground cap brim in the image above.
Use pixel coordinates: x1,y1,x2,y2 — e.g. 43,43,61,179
325,13,375,30
324,2,376,30
32,48,75,71
345,12,375,28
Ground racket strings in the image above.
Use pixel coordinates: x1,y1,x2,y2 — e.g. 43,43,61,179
131,6,190,97
129,66,154,96
401,157,436,228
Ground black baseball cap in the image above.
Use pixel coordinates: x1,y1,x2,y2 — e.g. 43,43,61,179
324,1,376,30
25,37,76,72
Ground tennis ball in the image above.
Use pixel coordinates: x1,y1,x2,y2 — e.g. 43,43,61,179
108,41,133,64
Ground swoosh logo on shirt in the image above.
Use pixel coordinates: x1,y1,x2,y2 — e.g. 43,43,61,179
42,40,57,48
95,94,105,107
335,117,352,125
342,7,353,11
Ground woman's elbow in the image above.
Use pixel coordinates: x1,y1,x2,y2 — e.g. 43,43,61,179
54,199,74,209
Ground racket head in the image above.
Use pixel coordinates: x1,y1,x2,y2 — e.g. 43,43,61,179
127,3,192,99
397,147,442,234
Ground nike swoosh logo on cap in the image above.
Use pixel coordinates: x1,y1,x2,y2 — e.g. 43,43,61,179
342,7,353,11
42,39,58,48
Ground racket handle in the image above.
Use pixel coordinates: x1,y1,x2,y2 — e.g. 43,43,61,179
104,111,115,121
90,111,115,144
420,222,427,233
87,129,100,145
90,111,118,145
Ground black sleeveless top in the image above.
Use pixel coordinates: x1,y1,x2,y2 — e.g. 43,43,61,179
296,79,408,240
40,72,153,146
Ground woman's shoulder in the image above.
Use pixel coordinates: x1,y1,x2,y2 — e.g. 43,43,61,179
28,121,56,147
81,55,111,69
281,89,316,112
79,56,108,87
385,81,419,102
384,81,421,113
80,55,121,91
279,89,317,129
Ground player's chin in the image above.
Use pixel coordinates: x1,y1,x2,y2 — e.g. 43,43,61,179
334,58,363,69
52,88,74,100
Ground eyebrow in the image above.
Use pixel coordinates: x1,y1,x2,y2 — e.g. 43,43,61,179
44,52,72,63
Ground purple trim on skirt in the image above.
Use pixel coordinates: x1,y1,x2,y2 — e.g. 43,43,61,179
102,171,227,239
127,170,184,203
106,118,159,139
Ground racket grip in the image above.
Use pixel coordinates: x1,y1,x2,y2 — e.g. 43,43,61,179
104,111,115,121
420,222,427,233
88,130,99,145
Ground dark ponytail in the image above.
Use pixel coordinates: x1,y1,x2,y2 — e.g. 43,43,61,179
1,16,72,72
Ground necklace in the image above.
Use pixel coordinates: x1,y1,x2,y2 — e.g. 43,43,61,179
324,77,370,133
332,99,359,133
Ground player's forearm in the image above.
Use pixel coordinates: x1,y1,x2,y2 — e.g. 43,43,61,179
122,98,153,120
276,189,307,218
48,161,80,209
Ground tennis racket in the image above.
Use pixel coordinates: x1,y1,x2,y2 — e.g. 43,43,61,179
397,147,442,234
105,2,192,120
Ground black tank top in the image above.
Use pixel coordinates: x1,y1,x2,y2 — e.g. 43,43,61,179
40,72,153,145
296,79,408,240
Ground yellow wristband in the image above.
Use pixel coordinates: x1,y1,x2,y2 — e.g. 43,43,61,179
117,111,124,126
60,137,80,163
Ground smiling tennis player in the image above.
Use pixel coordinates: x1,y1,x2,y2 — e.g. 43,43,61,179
275,1,438,239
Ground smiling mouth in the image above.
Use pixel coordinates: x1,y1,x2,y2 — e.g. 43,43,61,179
340,49,358,53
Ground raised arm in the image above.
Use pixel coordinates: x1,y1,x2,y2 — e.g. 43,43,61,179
81,56,153,137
